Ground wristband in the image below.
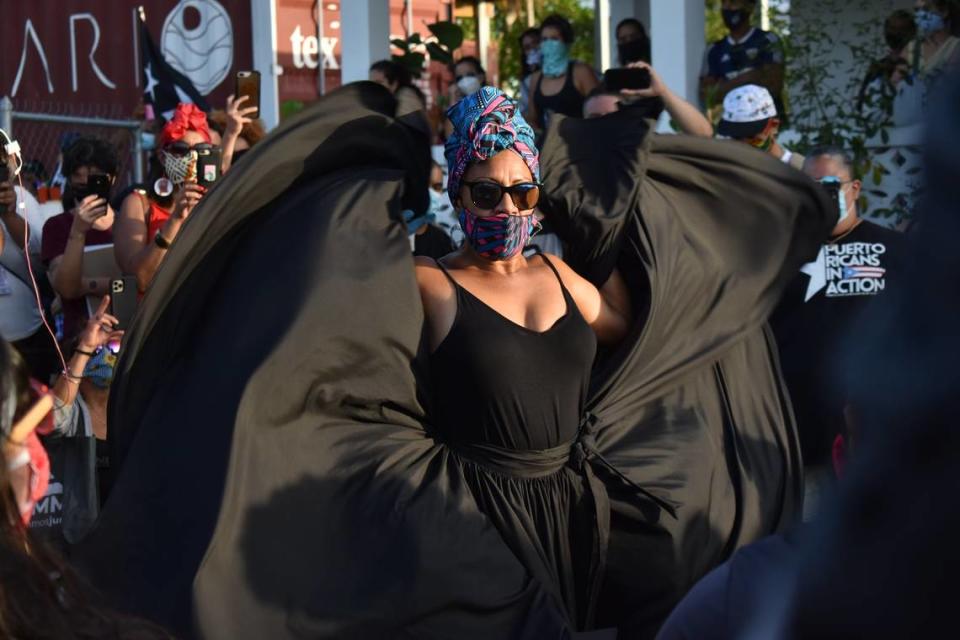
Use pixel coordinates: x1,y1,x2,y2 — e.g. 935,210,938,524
74,348,97,357
61,370,83,383
154,231,171,249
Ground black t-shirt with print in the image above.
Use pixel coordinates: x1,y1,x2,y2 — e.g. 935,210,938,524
770,220,907,467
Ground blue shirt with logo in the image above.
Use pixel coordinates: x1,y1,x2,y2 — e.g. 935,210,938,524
703,28,785,116
703,28,783,81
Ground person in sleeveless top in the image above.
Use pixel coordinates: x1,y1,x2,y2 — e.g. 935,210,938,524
79,82,830,639
114,104,210,293
416,87,633,628
526,14,599,133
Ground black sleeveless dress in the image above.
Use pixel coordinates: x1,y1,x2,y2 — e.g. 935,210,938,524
431,253,597,625
79,83,833,640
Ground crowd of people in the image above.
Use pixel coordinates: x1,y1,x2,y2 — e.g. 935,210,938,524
0,1,957,638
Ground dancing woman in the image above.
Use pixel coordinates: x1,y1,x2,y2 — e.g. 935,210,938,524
77,85,833,638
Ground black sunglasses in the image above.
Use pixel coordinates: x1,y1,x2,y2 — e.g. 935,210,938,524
462,180,542,210
165,141,215,156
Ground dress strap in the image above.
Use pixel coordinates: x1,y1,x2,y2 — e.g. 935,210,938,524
533,250,572,299
434,258,461,289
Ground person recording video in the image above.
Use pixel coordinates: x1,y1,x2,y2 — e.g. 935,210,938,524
41,137,119,344
114,103,210,293
585,62,714,137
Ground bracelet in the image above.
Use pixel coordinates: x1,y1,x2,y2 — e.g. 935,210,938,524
154,231,171,250
61,370,83,383
74,348,97,357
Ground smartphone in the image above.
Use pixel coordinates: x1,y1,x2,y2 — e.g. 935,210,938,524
110,276,139,331
603,67,652,92
235,70,261,119
196,146,222,188
87,174,112,202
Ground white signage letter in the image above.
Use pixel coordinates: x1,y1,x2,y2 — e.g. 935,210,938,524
11,19,54,96
70,13,117,92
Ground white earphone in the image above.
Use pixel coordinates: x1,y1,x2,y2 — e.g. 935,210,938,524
0,127,25,211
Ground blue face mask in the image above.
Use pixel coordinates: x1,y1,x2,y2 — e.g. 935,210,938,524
540,40,569,77
139,131,156,151
82,348,117,389
915,9,946,37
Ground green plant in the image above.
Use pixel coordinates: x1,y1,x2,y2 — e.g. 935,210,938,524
391,21,465,79
705,0,914,223
785,0,915,223
494,0,596,98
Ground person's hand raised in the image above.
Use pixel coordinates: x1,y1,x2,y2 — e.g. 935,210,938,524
172,183,206,221
71,194,108,233
77,295,124,353
620,61,667,100
224,94,257,138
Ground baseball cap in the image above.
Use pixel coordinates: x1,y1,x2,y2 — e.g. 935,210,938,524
717,85,778,139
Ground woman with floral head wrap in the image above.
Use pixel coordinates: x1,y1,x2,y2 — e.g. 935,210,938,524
415,86,635,627
115,103,212,292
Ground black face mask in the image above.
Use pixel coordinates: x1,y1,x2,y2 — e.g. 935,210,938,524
722,8,750,31
885,29,913,52
617,38,650,66
620,96,665,121
62,184,88,211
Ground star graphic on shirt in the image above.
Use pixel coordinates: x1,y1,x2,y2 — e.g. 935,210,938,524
144,63,159,101
800,246,827,302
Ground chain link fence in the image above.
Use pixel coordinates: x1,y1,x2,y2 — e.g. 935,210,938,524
1,96,144,196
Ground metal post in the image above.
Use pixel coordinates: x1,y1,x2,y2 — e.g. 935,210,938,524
0,96,12,137
131,128,144,184
317,0,326,96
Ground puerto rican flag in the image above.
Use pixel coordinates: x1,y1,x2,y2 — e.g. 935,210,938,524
842,266,885,279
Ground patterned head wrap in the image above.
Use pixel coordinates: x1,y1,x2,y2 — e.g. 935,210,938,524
444,87,540,204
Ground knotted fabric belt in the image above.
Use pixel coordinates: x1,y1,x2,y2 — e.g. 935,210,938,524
447,412,677,628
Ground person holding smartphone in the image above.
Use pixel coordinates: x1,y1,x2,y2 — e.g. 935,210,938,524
114,103,209,293
216,93,261,175
40,137,119,344
585,62,714,137
31,295,123,550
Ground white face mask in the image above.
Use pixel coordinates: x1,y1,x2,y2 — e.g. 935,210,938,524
525,49,542,67
161,150,197,186
457,75,482,96
429,189,452,217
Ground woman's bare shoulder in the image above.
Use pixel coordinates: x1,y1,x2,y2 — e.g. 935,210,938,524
119,189,149,220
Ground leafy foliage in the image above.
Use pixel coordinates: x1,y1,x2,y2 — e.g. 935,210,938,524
784,0,915,222
392,21,465,78
706,0,914,223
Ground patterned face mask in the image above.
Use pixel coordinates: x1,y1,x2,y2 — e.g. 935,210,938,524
458,209,538,260
540,39,570,77
161,150,197,186
82,348,117,389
